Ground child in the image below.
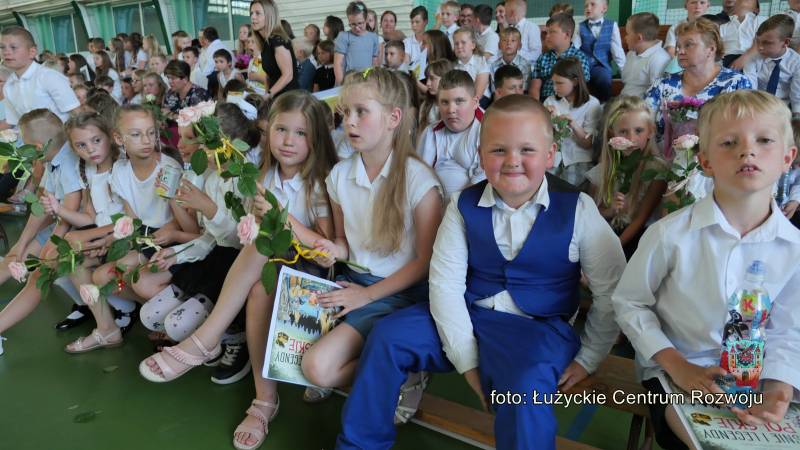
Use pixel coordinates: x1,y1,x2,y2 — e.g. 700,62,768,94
93,50,123,101
68,54,95,83
148,54,169,85
417,69,483,199
621,13,671,98
182,46,208,90
313,40,335,92
335,94,626,450
214,48,242,97
493,64,525,99
586,96,668,258
531,14,591,101
419,58,455,131
245,34,267,96
324,15,345,41
490,27,531,95
121,77,136,105
574,0,626,102
744,15,800,116
664,0,710,56
473,4,499,60
333,1,380,86
298,67,443,404
1,26,79,125
544,58,601,186
74,84,89,107
783,0,800,50
403,6,429,73
720,0,765,69
68,73,86,89
503,0,543,64
293,37,316,91
0,109,83,342
142,72,168,106
130,69,145,104
95,76,115,98
453,28,491,104
438,1,460,44
383,40,408,72
613,89,800,450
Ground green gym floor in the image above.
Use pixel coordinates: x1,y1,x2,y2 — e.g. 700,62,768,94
0,215,654,450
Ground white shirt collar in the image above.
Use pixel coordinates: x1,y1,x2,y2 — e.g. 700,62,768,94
690,193,800,243
269,164,303,193
636,41,664,58
348,151,394,188
12,61,39,81
477,176,550,213
50,142,73,167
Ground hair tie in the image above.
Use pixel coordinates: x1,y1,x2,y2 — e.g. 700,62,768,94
362,67,373,79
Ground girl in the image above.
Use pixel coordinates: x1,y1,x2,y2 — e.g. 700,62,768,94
452,28,490,102
137,92,339,450
143,34,165,61
417,30,456,94
664,0,710,56
495,1,508,33
302,68,442,401
333,1,381,86
324,15,345,41
143,71,168,106
172,30,192,60
235,24,253,70
130,69,146,104
246,33,268,96
543,57,601,186
68,54,95,83
380,10,398,38
93,50,122,101
250,0,298,99
121,78,136,105
586,96,667,259
366,9,378,33
0,112,120,347
110,37,126,73
419,59,454,134
312,40,335,92
126,33,147,71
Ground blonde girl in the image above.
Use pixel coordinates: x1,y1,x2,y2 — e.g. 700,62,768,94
419,58,454,131
452,28,490,100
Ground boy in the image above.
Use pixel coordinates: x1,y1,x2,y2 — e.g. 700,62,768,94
531,14,590,101
292,38,316,91
490,27,531,93
439,1,460,44
313,40,336,92
94,76,116,98
417,70,484,199
621,12,671,97
213,48,241,95
743,15,800,116
182,46,208,90
614,90,800,450
383,40,408,71
404,6,429,72
782,0,800,50
336,95,626,450
474,4,499,60
0,26,79,125
148,54,170,85
493,64,525,99
574,0,626,102
720,0,765,69
504,0,542,64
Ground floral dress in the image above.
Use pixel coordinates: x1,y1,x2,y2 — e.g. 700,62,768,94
164,84,212,114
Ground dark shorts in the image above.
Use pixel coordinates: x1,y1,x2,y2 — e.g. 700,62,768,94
642,378,689,450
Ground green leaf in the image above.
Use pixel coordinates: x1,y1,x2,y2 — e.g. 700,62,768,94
18,146,39,160
149,264,159,273
73,410,101,423
238,177,257,198
255,235,274,257
271,229,292,255
51,235,72,255
278,207,289,228
261,262,277,292
102,365,119,373
30,202,44,217
227,161,242,176
232,138,250,154
129,266,141,284
191,150,208,175
110,213,124,224
264,189,279,210
99,282,115,297
224,193,246,222
23,192,38,203
242,162,260,177
57,260,72,276
106,240,130,262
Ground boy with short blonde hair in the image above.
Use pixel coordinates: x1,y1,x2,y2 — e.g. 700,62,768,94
614,90,800,450
439,1,461,43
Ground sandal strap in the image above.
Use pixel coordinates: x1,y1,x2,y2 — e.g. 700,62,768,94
93,328,121,345
189,334,218,358
251,396,280,421
150,352,178,379
163,344,208,367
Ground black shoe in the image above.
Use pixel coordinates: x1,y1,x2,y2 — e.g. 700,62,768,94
55,305,91,331
210,342,251,385
112,305,139,336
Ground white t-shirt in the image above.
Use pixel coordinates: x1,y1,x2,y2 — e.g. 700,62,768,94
720,12,765,55
109,155,181,228
41,143,84,201
86,164,124,226
326,152,441,278
2,62,80,125
417,117,484,199
263,164,329,229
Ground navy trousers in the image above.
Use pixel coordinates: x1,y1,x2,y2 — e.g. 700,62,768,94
588,64,612,102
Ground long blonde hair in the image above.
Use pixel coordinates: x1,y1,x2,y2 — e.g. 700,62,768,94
341,67,427,254
250,0,290,50
594,96,658,208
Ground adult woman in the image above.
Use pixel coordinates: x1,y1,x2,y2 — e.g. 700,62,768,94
644,18,751,156
250,0,298,99
163,60,211,115
495,1,508,33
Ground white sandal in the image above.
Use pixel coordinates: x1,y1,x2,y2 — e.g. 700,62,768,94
233,396,280,450
65,328,123,354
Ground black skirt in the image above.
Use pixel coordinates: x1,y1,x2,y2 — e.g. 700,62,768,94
170,245,241,302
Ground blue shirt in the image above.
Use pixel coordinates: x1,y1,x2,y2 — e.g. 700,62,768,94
334,31,380,73
532,45,591,99
42,142,83,201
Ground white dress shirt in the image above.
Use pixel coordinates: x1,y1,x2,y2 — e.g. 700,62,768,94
2,62,79,125
417,117,484,199
430,178,626,374
572,18,626,70
443,23,459,45
664,23,679,49
508,18,543,65
720,12,766,55
543,95,601,167
199,39,233,77
783,9,800,49
263,164,329,229
621,42,671,98
613,194,800,400
477,26,500,59
744,47,800,113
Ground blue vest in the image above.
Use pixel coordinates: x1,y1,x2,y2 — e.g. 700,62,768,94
458,176,581,319
579,19,614,69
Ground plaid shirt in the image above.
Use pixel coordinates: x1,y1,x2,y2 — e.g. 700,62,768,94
532,45,591,99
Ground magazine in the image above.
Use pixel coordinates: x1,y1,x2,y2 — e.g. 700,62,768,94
262,266,341,387
657,373,800,449
312,86,340,110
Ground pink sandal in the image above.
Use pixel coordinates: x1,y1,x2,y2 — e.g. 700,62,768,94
138,334,221,383
65,328,123,354
233,396,280,450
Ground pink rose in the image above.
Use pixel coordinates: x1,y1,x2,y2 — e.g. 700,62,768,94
196,100,217,117
9,262,28,283
113,216,135,239
176,107,200,127
609,137,635,151
237,213,259,246
79,284,101,306
0,129,19,144
672,134,699,152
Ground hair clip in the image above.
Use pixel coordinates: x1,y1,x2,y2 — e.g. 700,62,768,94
362,67,373,78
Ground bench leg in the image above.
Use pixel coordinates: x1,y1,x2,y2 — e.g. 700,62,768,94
627,415,643,450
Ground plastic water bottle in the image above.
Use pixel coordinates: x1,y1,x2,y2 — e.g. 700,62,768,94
718,260,772,393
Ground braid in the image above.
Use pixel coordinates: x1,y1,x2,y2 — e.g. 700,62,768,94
79,158,88,186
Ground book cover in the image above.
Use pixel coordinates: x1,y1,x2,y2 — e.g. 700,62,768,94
262,266,341,387
657,373,800,449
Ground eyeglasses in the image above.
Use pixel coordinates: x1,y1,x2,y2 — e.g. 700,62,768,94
123,129,159,143
349,20,366,29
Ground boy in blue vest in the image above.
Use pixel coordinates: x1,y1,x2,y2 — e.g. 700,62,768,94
575,0,626,102
334,95,627,450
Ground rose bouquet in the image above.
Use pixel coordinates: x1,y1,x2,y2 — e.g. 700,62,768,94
606,137,651,230
663,97,704,160
643,134,704,213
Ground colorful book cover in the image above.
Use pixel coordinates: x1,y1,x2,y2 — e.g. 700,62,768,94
658,373,800,449
262,266,341,387
312,86,340,110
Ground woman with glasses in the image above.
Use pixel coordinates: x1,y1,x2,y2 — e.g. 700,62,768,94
163,60,211,117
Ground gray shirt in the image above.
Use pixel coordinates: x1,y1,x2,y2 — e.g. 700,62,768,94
334,31,380,73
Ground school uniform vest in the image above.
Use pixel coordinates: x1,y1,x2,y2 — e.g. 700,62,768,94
458,176,581,319
579,20,614,69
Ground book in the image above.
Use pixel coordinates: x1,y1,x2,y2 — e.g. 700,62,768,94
262,266,341,387
312,86,340,110
657,373,800,449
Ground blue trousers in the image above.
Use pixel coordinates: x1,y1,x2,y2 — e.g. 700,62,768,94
335,302,580,450
588,64,612,102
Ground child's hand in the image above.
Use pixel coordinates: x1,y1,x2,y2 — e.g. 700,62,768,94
782,201,799,219
318,281,372,319
731,381,793,425
612,192,626,213
176,179,212,212
312,238,338,267
150,248,177,271
730,56,747,71
669,360,727,397
152,228,174,246
5,243,22,263
463,368,489,412
252,184,274,217
40,192,60,216
558,361,589,392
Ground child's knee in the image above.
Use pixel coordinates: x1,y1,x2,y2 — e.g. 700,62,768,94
301,351,331,387
163,295,212,341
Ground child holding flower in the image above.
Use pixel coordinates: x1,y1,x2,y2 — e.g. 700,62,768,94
586,96,668,259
